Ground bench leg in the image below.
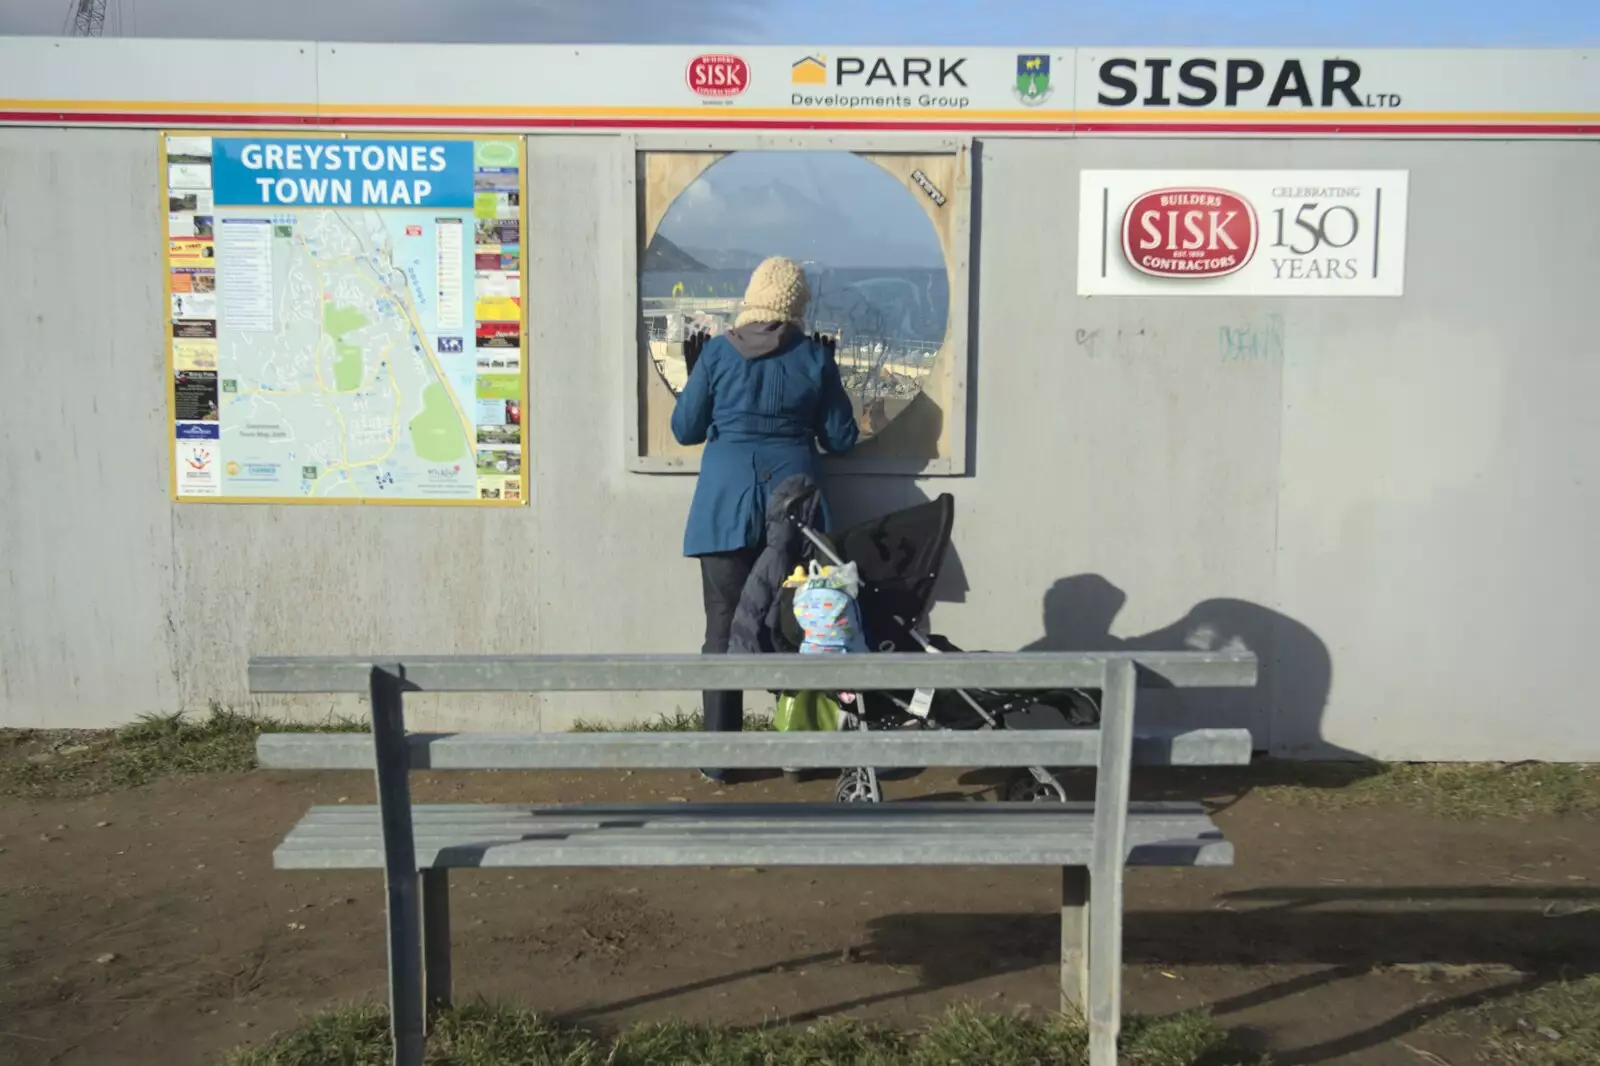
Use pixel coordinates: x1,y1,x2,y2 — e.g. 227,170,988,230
370,665,425,1066
1059,866,1090,1014
1087,659,1137,1066
422,870,452,1021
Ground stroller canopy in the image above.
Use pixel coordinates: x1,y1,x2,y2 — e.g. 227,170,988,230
778,493,955,653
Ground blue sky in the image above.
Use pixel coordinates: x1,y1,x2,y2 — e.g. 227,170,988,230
1,0,1596,44
752,0,1599,48
656,151,943,270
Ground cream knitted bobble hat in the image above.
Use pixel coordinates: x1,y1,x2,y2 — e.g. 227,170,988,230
734,256,810,327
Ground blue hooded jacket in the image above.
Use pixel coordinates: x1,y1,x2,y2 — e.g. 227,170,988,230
671,324,859,557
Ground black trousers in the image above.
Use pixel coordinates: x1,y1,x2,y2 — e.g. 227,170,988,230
699,547,759,733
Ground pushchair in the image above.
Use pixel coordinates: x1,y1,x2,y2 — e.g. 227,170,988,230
773,493,1102,803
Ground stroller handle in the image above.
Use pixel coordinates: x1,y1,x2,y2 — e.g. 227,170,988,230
794,518,921,637
796,521,848,568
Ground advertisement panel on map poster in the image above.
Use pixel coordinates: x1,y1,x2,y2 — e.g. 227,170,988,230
1077,170,1409,297
163,133,527,504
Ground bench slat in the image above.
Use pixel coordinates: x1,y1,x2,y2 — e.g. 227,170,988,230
288,819,1219,838
247,651,1258,695
256,727,1253,771
286,799,1208,822
272,802,1232,870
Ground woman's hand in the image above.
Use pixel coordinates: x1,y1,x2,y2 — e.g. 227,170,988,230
671,328,715,446
684,328,709,377
813,331,859,455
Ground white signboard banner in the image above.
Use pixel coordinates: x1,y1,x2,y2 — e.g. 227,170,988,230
2,40,1597,135
1078,170,1409,297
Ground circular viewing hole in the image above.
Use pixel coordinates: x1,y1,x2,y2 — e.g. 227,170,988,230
641,150,949,440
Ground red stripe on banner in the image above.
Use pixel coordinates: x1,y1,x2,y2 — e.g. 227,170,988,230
1075,120,1600,136
2,109,1599,136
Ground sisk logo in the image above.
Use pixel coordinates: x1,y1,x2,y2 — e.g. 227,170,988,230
687,54,749,98
437,336,464,354
1122,188,1259,279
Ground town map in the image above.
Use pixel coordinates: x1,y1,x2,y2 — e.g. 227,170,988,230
166,135,525,503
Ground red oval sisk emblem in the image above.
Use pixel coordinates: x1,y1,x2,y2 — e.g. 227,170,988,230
687,54,750,98
1121,187,1258,278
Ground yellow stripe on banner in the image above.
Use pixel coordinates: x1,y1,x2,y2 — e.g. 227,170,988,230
160,131,177,501
159,494,528,508
0,97,1062,120
2,98,319,114
315,103,1069,120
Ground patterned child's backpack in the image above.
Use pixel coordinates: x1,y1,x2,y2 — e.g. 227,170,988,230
792,560,869,655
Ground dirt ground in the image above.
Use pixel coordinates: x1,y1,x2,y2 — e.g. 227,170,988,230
1,767,1597,1066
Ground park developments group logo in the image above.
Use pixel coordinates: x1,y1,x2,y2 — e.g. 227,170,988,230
1121,187,1259,279
1015,54,1053,105
791,54,968,88
791,55,826,85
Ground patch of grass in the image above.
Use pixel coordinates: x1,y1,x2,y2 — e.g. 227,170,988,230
0,704,782,801
225,1001,1259,1066
1247,759,1600,819
0,705,365,800
570,709,774,733
1475,975,1600,1065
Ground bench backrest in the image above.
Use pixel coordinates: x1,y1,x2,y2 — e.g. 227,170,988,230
251,652,1255,878
250,652,1254,863
249,651,1258,774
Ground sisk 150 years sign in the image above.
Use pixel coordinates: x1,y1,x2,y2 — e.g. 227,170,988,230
1077,170,1409,297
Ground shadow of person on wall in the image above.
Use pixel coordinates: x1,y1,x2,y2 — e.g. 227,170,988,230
1003,574,1377,803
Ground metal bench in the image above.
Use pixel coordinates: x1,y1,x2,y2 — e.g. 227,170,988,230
250,651,1257,1066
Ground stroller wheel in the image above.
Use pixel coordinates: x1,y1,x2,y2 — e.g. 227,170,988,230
1005,769,1068,804
834,768,882,804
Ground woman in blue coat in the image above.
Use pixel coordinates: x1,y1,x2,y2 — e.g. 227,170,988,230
671,256,860,782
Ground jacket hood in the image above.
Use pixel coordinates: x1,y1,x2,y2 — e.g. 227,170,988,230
725,321,799,360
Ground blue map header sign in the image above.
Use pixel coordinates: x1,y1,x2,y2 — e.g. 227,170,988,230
211,138,475,208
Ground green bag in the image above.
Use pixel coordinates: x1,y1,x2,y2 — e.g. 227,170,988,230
774,690,843,732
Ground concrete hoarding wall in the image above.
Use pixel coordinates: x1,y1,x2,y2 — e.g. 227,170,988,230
0,124,1596,757
946,136,1600,760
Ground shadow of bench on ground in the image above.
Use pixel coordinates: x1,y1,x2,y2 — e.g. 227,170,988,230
570,885,1600,1064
